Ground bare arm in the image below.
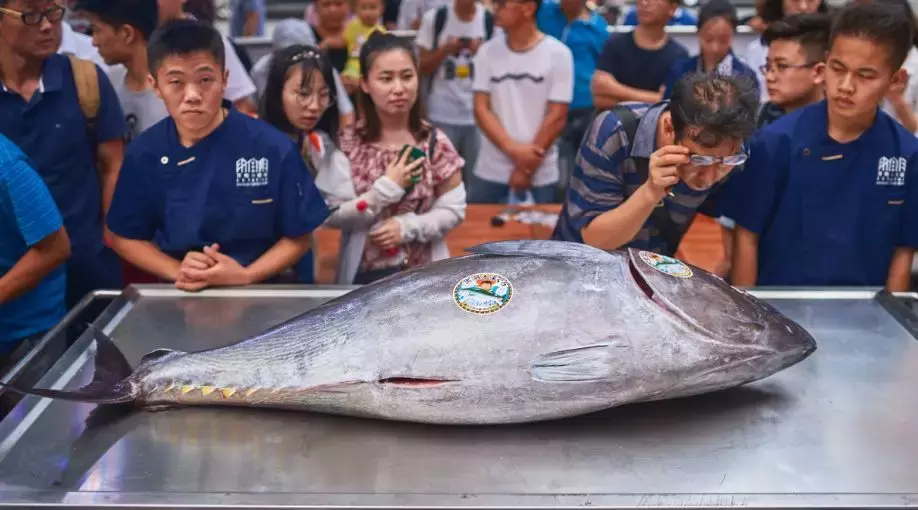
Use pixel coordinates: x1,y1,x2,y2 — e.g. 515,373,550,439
473,92,515,153
419,47,449,76
96,139,124,215
109,236,181,282
243,10,260,36
0,228,71,305
581,184,661,250
243,234,312,284
731,226,759,288
591,70,663,109
886,247,914,292
531,102,569,153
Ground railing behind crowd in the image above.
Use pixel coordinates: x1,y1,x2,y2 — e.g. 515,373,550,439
231,25,760,68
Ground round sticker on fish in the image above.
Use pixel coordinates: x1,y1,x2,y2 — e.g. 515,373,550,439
453,273,513,315
638,251,693,278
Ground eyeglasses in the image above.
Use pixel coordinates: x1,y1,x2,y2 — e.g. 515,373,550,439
687,153,748,167
291,89,333,109
759,62,817,74
0,4,65,26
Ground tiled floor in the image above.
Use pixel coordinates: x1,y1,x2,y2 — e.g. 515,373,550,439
313,205,725,283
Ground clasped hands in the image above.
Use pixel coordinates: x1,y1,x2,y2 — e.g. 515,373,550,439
176,243,252,292
507,142,544,192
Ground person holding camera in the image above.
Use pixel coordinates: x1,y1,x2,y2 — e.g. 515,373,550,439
417,0,498,183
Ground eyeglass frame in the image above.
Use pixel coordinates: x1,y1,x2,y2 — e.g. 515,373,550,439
685,152,748,168
0,4,66,26
758,61,818,75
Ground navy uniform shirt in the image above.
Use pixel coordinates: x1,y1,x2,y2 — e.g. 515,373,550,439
0,54,126,259
719,100,918,286
107,102,330,270
552,101,719,255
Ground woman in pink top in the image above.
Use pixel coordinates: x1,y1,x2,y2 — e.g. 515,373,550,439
317,32,467,285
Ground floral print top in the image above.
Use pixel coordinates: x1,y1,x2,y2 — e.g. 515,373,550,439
338,124,464,272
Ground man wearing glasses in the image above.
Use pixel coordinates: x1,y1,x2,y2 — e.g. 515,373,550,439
0,0,127,308
552,72,759,258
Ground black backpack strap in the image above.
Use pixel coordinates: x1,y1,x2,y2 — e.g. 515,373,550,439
484,10,494,39
610,105,685,256
432,5,448,49
425,6,450,98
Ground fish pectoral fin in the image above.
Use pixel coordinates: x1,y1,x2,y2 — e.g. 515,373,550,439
466,240,618,262
530,344,614,382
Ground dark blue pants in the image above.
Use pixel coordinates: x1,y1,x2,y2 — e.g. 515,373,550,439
66,247,124,309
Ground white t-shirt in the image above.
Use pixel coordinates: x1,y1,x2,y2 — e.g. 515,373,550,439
221,33,257,102
107,66,170,142
471,34,574,186
397,0,451,29
59,21,115,74
742,37,768,103
416,4,498,126
882,46,918,135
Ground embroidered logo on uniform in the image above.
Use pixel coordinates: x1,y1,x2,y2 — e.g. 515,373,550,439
235,158,269,187
876,157,907,187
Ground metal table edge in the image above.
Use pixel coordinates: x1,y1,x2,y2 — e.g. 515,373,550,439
0,289,125,389
876,291,918,340
0,491,915,509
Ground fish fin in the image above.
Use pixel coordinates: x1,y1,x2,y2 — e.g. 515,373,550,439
139,348,184,366
0,325,136,405
530,344,614,382
467,240,618,262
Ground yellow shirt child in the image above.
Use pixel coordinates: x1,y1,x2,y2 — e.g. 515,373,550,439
343,0,386,79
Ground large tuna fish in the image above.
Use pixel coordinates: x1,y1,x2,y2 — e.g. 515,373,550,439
2,241,816,425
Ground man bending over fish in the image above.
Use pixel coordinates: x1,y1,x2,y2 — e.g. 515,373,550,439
552,72,758,260
106,19,330,290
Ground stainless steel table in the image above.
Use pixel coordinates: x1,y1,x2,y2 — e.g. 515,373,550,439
0,286,916,509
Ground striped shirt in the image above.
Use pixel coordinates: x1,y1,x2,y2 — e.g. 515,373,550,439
551,101,714,255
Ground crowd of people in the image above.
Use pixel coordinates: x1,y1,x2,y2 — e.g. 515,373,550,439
2,0,918,378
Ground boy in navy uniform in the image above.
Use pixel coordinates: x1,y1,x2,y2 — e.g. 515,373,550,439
106,19,330,291
722,2,918,290
756,13,830,128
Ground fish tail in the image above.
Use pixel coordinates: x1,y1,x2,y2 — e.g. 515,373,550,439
0,324,136,405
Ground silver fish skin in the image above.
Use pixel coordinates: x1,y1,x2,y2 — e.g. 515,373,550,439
4,241,816,425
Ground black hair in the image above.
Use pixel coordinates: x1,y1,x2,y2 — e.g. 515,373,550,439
760,0,829,24
762,12,832,62
184,0,216,25
829,1,914,70
357,31,427,143
147,18,225,76
865,0,918,49
259,44,340,143
697,0,738,30
73,0,159,41
669,72,759,148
